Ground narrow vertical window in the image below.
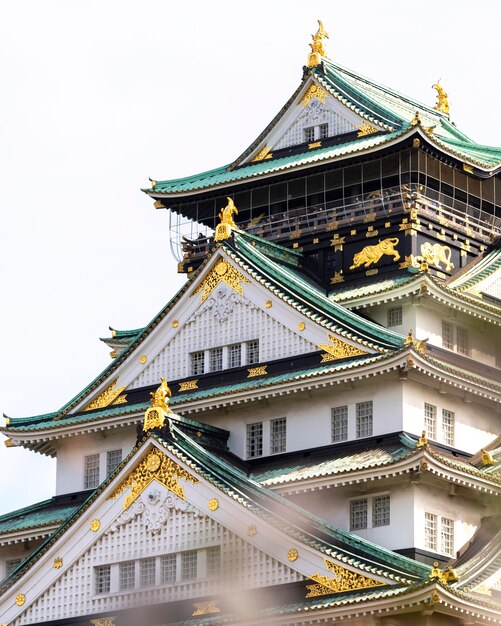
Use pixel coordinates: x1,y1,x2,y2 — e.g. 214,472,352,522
95,565,111,595
181,550,198,581
356,401,373,438
84,454,100,490
319,123,329,139
331,406,348,442
206,546,221,577
424,403,437,440
106,449,122,475
140,557,156,587
160,554,176,584
442,321,454,350
246,422,263,458
387,306,402,327
442,410,455,446
456,326,469,356
209,347,223,372
372,495,390,527
304,127,315,143
228,344,242,368
441,517,454,556
247,340,260,365
270,418,286,454
191,351,205,375
119,561,136,591
350,499,368,530
424,512,438,551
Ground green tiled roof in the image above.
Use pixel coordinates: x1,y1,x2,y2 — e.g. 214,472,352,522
329,275,418,302
447,247,501,292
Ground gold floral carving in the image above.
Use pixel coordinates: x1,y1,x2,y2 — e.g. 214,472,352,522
349,237,400,270
306,20,329,68
300,83,328,108
178,380,198,392
419,242,454,271
308,141,321,149
298,322,306,331
357,121,379,137
53,557,63,569
192,601,220,616
112,394,127,405
90,519,101,532
15,593,26,606
318,335,367,362
247,524,257,536
305,559,385,597
139,355,147,364
215,197,239,242
208,498,219,511
109,448,198,510
194,260,250,303
252,145,273,162
90,619,116,626
84,379,126,411
247,365,268,378
288,549,298,562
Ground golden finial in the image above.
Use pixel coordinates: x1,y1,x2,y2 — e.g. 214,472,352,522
416,430,429,449
481,449,494,466
432,80,450,116
410,111,422,127
148,177,157,190
214,197,239,242
144,377,172,432
306,20,329,68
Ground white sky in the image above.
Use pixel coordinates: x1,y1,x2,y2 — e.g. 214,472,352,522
0,0,499,515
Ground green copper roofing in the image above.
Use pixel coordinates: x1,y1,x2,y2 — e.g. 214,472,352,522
329,275,417,301
447,247,501,292
0,497,83,536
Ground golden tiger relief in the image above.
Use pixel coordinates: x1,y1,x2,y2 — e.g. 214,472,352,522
419,242,454,271
349,237,400,270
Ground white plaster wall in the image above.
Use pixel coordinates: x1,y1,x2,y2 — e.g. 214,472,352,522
55,428,137,495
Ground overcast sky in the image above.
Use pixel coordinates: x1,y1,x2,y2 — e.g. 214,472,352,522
1,0,500,515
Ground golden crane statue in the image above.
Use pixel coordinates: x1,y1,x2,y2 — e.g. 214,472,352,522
214,197,239,242
307,20,329,68
432,80,450,116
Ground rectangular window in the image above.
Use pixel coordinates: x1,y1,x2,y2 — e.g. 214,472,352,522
228,344,242,368
119,561,136,591
191,351,205,375
356,401,373,438
442,410,455,446
181,550,197,581
5,559,22,577
270,418,286,454
247,340,260,365
319,123,329,139
372,495,390,527
387,306,402,327
206,546,221,577
84,454,100,490
442,321,454,350
246,422,263,458
160,554,176,584
304,127,315,143
106,449,122,475
441,517,454,556
424,403,437,440
350,499,368,530
456,326,469,356
424,512,438,551
331,406,348,442
140,557,156,587
95,565,111,595
209,347,223,372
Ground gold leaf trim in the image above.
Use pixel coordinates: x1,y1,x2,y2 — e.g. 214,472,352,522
300,83,328,108
247,365,268,378
192,601,220,616
179,380,198,392
357,121,379,137
305,559,385,598
318,334,367,362
194,260,250,303
84,379,126,411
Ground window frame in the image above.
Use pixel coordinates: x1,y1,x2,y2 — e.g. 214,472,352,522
246,422,263,459
270,418,287,455
356,401,373,439
84,453,100,490
331,405,348,442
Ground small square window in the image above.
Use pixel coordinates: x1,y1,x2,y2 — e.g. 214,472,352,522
387,306,402,327
247,340,260,365
84,454,100,490
372,495,390,527
95,565,111,595
442,410,455,446
209,347,223,372
270,418,286,454
246,422,263,458
181,550,197,581
331,406,348,442
160,554,176,584
350,499,368,530
228,344,242,368
356,401,373,438
106,449,122,475
304,127,315,143
206,546,221,577
140,557,156,587
191,351,205,376
119,561,135,591
319,123,329,139
424,403,437,440
424,512,437,551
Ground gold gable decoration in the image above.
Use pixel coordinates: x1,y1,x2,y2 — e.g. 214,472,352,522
300,83,328,109
306,559,386,598
109,448,198,510
318,334,368,362
194,260,251,303
84,379,126,411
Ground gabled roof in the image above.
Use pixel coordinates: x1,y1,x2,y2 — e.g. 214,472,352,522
447,247,501,294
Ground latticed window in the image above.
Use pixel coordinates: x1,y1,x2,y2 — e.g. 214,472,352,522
247,340,260,365
228,344,241,368
457,326,469,356
372,495,390,527
424,403,437,440
442,410,455,446
95,565,111,595
106,449,122,475
331,406,348,442
84,454,100,489
356,401,373,438
191,351,205,375
160,554,176,584
181,550,197,581
441,517,454,556
424,512,438,551
387,306,402,327
442,321,454,350
270,418,286,454
246,422,263,458
206,546,221,577
304,127,315,142
119,561,136,591
319,123,329,139
350,499,368,530
5,559,22,576
140,557,156,587
209,347,223,372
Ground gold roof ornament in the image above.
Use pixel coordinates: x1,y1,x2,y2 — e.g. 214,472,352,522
410,111,422,127
404,329,428,354
432,80,450,116
429,562,459,584
143,377,172,432
481,449,495,466
307,20,329,68
214,197,239,242
416,430,429,449
148,177,157,190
